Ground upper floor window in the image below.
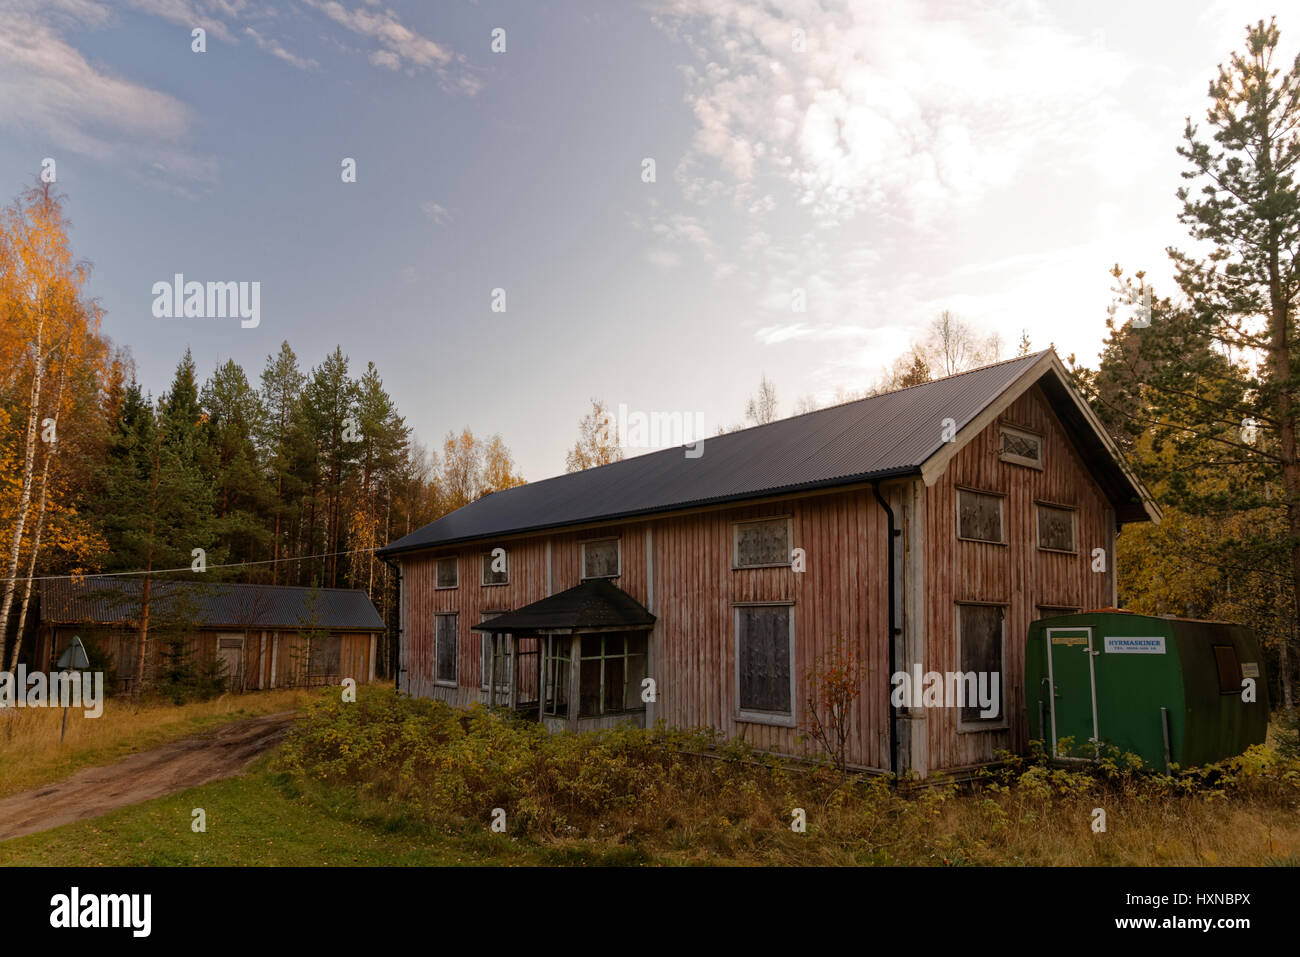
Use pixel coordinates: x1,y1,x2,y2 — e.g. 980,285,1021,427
1036,503,1077,553
581,538,621,580
999,423,1043,469
435,557,458,589
481,549,509,586
957,488,1005,544
734,517,791,568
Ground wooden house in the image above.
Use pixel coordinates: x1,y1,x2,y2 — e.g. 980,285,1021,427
36,577,384,694
378,351,1158,777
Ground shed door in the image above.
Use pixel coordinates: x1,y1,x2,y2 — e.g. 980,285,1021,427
1045,627,1098,759
216,634,245,689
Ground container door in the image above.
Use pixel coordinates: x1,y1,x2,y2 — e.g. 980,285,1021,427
1045,627,1098,759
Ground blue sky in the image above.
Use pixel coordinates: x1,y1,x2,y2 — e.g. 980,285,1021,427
0,0,1289,480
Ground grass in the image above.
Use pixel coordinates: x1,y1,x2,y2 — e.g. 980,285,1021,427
0,758,543,866
0,687,328,798
2,687,1298,866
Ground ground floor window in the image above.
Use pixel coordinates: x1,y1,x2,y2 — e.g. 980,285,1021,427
735,603,795,724
577,632,647,717
958,603,1004,726
435,613,458,685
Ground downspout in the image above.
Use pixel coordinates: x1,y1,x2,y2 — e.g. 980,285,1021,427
380,555,402,691
872,481,901,778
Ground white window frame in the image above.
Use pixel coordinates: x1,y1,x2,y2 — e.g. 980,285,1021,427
1034,501,1078,554
434,612,458,687
580,537,622,580
999,422,1044,470
434,556,459,590
481,549,509,586
955,602,1009,733
732,516,794,570
956,487,1006,545
733,601,796,727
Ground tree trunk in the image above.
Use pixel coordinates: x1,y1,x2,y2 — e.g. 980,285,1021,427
0,311,46,666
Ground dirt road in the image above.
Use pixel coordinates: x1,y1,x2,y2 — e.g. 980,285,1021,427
0,711,298,842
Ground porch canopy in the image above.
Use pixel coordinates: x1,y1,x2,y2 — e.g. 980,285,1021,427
470,579,655,636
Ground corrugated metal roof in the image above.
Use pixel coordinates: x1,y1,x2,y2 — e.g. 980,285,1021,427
379,351,1143,554
471,580,655,634
40,576,385,631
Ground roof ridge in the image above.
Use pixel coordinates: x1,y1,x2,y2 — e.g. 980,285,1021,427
491,349,1053,489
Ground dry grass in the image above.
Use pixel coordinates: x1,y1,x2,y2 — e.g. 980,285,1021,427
0,688,326,798
272,688,1300,866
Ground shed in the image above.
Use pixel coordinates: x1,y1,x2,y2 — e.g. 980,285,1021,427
1026,610,1269,769
36,576,385,693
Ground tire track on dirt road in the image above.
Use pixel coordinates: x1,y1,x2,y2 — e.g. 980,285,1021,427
0,711,298,842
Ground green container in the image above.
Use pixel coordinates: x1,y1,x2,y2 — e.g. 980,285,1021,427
1025,611,1269,769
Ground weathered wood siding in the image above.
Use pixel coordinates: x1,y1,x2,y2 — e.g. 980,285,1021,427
922,383,1115,771
399,491,891,769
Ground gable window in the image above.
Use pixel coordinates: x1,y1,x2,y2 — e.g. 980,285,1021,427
435,613,458,685
1036,503,1076,553
577,633,647,716
958,603,1005,727
957,489,1005,544
999,423,1043,469
481,549,509,586
479,613,510,694
581,538,621,580
308,634,342,677
734,603,795,726
435,557,458,589
734,517,792,568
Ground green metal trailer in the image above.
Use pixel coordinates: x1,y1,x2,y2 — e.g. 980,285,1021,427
1025,610,1269,769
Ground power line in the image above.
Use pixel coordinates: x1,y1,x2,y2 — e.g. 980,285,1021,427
0,546,385,585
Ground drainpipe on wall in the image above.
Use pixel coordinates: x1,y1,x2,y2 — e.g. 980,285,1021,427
872,481,901,779
379,555,402,691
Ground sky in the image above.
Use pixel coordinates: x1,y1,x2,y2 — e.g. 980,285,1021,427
0,0,1292,481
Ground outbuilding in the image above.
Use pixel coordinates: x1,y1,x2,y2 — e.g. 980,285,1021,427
1026,609,1269,768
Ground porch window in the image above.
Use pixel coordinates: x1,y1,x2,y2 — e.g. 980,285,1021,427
435,613,458,685
958,603,1004,726
581,538,621,580
479,613,511,694
735,603,795,725
734,517,791,568
435,557,458,589
577,633,647,717
308,634,341,677
541,635,571,718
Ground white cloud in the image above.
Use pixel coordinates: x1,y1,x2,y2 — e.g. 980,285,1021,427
303,0,481,92
0,1,215,181
244,26,318,70
420,201,451,224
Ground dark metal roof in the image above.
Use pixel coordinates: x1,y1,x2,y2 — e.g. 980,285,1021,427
380,350,1153,555
40,576,385,631
471,580,655,634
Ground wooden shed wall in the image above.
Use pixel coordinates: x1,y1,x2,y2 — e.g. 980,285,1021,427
922,383,1116,771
